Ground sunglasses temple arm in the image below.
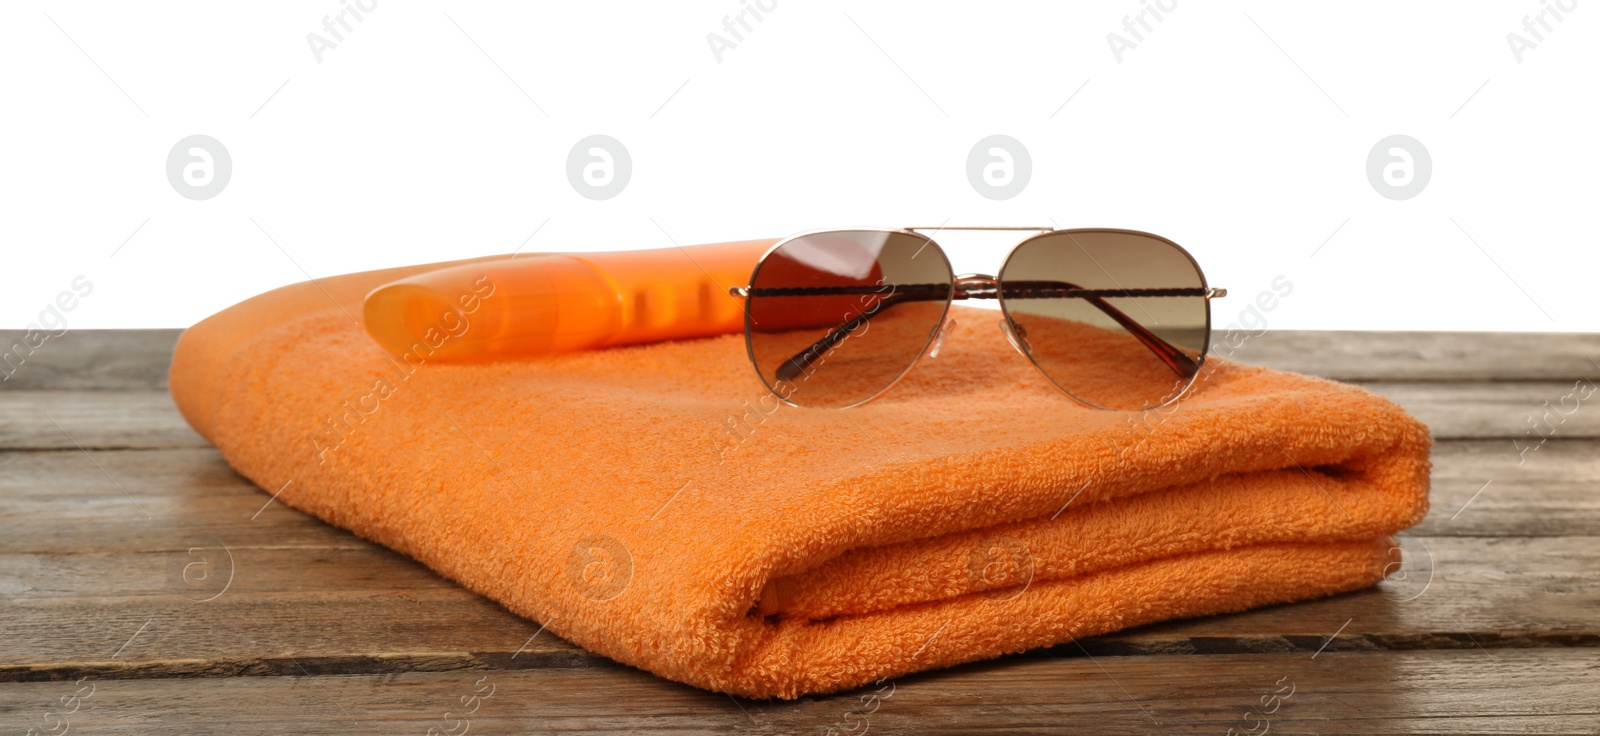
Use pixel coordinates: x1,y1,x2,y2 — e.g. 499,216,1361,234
999,282,1200,379
770,283,1201,383
773,286,944,382
1072,291,1199,379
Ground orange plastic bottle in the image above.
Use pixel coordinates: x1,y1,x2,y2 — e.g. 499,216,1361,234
362,239,775,362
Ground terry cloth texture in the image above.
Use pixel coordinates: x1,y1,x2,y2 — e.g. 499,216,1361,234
168,254,1432,699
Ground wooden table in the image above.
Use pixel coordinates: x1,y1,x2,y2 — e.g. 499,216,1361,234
3,329,1597,734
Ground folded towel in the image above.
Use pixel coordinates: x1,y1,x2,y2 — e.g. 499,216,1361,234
168,253,1431,699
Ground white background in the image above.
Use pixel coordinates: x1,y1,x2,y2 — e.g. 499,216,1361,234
3,1,1595,332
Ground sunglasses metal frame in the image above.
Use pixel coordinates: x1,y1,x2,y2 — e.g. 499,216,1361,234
728,227,1227,410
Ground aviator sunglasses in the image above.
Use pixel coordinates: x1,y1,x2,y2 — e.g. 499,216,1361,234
728,227,1228,410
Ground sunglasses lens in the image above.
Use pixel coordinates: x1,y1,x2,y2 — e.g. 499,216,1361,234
746,231,952,408
998,230,1209,410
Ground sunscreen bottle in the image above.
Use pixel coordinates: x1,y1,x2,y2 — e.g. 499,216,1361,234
362,239,774,361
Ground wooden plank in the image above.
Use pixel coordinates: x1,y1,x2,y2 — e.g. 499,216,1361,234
2,331,1593,731
1362,381,1600,440
0,438,1593,665
2,533,1593,681
1086,534,1600,654
0,329,179,391
1419,439,1600,537
3,329,1598,392
2,565,588,711
0,649,1592,734
0,449,353,552
2,547,457,599
0,586,584,679
0,530,1590,676
0,392,205,450
4,440,1596,553
2,438,1596,679
1,380,1594,455
1228,329,1600,382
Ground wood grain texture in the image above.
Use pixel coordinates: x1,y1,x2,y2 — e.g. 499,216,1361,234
2,438,1594,554
3,329,1598,734
1,380,1594,455
1,533,1592,683
4,328,1599,390
0,649,1593,734
1362,381,1600,440
2,443,1596,681
0,391,205,450
0,329,179,391
1418,439,1600,536
1226,329,1600,382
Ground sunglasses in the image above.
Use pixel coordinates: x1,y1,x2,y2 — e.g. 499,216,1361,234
727,227,1227,410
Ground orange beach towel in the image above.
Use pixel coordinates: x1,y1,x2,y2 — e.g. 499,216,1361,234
168,252,1431,699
